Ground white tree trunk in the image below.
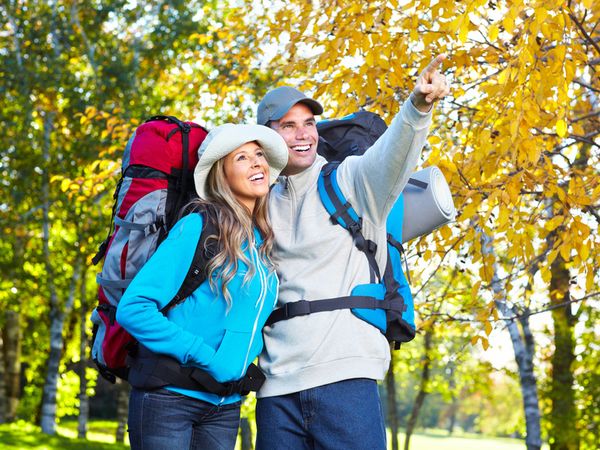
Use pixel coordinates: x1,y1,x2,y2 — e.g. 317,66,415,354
78,267,89,439
480,230,542,450
39,110,79,434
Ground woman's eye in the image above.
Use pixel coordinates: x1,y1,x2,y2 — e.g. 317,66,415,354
237,155,246,161
256,151,265,157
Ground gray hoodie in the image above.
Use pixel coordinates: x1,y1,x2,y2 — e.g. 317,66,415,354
258,100,432,397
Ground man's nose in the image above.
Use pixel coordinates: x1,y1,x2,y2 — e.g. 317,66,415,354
295,127,308,139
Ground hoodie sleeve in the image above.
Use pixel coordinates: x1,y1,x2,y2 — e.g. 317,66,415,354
336,99,432,226
116,213,216,366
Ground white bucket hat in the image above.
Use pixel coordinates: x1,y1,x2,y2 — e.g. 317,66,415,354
194,123,289,198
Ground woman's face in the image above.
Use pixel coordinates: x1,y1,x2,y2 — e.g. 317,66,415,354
223,141,270,211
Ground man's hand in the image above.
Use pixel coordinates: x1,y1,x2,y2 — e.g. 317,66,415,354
410,55,450,113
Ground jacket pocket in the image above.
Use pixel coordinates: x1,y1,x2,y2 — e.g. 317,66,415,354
203,328,252,383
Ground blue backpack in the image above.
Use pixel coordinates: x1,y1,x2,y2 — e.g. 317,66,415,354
266,111,424,348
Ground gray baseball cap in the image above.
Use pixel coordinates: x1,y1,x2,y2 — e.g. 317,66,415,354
257,86,323,125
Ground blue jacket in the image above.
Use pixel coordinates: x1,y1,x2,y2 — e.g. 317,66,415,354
116,212,279,405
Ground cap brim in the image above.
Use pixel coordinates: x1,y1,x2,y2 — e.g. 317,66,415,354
270,98,324,122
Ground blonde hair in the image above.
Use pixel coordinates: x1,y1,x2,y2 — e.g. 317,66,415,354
184,157,275,308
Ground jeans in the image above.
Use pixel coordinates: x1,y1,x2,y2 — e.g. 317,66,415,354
128,388,241,450
255,378,386,450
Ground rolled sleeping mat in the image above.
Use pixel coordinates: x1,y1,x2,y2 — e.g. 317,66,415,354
401,165,456,243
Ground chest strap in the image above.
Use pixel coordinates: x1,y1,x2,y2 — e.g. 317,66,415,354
265,295,406,327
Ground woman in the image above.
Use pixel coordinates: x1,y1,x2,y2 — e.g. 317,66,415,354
116,123,288,450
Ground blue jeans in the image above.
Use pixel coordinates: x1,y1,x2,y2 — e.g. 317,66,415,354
255,378,386,450
128,388,241,450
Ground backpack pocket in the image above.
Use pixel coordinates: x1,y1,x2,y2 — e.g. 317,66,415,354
350,283,387,333
90,305,135,376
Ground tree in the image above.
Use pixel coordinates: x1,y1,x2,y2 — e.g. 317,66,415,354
255,1,599,446
1,0,283,434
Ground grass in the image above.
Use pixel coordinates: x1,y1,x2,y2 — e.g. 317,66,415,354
0,420,548,450
0,420,129,450
391,428,550,450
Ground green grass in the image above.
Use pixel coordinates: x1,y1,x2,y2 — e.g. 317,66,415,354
391,428,549,450
0,421,128,450
0,421,548,450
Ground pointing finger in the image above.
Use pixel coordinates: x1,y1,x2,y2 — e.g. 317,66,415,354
423,54,447,74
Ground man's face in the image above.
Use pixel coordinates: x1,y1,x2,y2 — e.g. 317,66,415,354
270,103,318,176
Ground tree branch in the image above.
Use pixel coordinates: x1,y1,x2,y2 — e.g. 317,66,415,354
568,11,600,56
429,293,598,323
573,78,600,94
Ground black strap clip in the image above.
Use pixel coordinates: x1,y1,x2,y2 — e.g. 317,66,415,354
285,300,311,319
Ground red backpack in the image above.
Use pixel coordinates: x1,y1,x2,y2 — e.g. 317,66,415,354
90,115,208,382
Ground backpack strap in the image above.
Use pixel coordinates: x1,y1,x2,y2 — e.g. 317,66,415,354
161,204,220,312
127,344,265,395
386,232,411,285
407,177,428,189
265,295,405,327
317,163,381,283
92,177,124,265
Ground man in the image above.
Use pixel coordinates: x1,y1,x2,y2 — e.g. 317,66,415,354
256,55,449,449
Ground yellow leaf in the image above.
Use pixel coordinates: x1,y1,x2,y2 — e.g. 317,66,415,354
471,335,480,346
439,224,452,240
479,264,494,284
60,179,71,192
502,15,514,35
579,242,590,261
484,320,493,336
507,178,520,204
471,280,481,300
556,119,567,138
459,21,469,43
541,266,551,283
559,243,571,261
481,336,490,350
510,119,519,140
429,135,441,145
489,24,499,42
586,268,595,291
545,215,563,231
461,201,479,220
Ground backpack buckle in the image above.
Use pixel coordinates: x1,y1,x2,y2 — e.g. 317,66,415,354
366,240,377,254
224,379,244,396
284,300,311,319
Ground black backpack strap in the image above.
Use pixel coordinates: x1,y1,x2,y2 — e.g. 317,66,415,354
407,177,428,189
386,232,411,285
127,344,265,395
265,295,406,327
318,163,381,283
92,176,124,265
160,205,220,313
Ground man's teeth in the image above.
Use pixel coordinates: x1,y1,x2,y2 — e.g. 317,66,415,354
250,173,265,181
292,145,310,152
